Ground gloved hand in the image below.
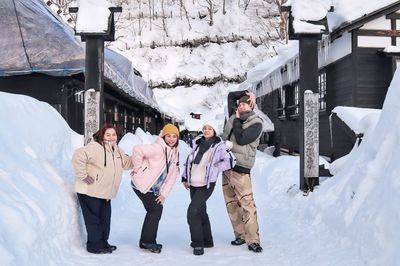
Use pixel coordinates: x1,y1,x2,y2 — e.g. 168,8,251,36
83,176,95,184
225,140,233,150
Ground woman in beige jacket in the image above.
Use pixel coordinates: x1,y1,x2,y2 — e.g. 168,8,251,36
72,124,132,254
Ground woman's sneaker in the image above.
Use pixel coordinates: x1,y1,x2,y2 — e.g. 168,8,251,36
248,243,263,253
88,247,113,254
230,238,246,246
193,247,204,256
139,243,162,253
106,243,117,251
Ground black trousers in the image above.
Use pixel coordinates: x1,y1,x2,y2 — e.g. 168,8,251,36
187,183,215,248
133,188,163,244
77,193,111,252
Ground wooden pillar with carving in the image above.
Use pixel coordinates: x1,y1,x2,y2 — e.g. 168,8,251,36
299,35,320,192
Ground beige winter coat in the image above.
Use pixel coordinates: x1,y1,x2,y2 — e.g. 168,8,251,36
72,141,132,199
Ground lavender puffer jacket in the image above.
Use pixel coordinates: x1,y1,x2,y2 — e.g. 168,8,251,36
182,135,236,188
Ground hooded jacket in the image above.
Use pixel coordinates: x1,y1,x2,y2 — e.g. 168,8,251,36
130,137,179,198
72,141,132,199
182,135,236,188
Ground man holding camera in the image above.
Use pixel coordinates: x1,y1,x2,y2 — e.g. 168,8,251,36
221,90,263,253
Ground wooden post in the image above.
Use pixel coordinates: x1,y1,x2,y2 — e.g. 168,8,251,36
84,90,100,144
299,34,319,192
280,5,329,193
303,90,319,194
84,36,105,139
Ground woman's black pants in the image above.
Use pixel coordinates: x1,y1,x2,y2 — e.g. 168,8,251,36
77,193,111,252
133,188,163,244
187,183,215,248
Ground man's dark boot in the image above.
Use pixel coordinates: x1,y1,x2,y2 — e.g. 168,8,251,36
230,238,246,246
248,243,263,253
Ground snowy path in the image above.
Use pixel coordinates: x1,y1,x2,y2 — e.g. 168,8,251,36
65,155,363,266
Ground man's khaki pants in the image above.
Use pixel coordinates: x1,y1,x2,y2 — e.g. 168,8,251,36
222,170,260,245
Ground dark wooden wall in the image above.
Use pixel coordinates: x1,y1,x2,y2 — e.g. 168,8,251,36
325,54,354,113
355,48,392,108
260,47,393,160
0,73,63,104
0,73,164,136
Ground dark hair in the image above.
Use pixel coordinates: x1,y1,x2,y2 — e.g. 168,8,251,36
92,124,118,144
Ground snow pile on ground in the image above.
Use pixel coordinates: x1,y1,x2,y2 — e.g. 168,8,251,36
309,69,400,265
0,92,82,265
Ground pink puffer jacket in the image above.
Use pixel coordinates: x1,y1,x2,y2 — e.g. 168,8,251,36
131,137,179,198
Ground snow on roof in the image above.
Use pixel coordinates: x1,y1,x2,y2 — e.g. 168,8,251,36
0,0,159,110
328,0,399,31
247,1,399,97
246,41,299,95
291,0,331,34
332,106,381,135
383,45,400,53
289,0,399,34
247,41,298,83
75,0,111,33
293,20,326,34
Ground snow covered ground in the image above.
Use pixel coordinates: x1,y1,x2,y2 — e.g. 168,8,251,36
1,69,400,265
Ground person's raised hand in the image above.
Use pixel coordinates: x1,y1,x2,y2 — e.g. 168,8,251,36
246,91,256,109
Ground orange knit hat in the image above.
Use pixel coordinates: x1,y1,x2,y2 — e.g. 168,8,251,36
161,123,180,138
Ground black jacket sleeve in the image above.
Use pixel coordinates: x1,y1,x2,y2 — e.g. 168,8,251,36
227,90,248,116
232,119,262,145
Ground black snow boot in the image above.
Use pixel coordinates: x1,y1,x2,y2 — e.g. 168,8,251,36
230,238,246,246
106,243,117,251
193,247,204,256
248,243,263,253
140,243,162,253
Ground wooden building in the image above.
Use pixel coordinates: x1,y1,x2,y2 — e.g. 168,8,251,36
189,112,203,120
0,0,165,136
249,1,400,160
0,71,163,136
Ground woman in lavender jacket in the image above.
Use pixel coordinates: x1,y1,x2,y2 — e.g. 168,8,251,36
182,120,236,256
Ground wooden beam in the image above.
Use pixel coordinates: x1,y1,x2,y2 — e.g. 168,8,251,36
358,29,400,37
386,12,400,19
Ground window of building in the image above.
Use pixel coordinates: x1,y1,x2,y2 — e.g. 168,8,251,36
284,83,299,118
284,85,294,117
318,71,327,110
294,83,299,114
73,88,84,104
277,87,285,118
114,105,118,122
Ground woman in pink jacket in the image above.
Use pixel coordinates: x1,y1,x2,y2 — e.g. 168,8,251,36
130,123,180,253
